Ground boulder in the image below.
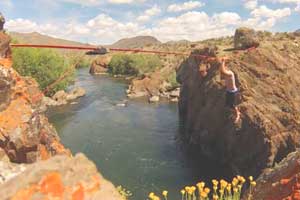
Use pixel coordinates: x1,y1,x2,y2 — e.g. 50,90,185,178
52,90,68,105
89,56,111,75
149,95,160,103
0,154,122,200
67,87,86,101
170,88,180,98
234,27,260,50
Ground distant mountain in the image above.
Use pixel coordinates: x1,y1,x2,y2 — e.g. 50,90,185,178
10,32,93,47
296,29,300,33
110,36,161,49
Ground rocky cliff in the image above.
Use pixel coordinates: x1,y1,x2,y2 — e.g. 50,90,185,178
0,14,121,200
177,30,300,176
243,150,300,200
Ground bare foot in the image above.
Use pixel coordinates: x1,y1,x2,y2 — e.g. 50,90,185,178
234,109,241,124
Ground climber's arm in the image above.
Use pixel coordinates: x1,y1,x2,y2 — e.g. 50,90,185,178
219,57,232,76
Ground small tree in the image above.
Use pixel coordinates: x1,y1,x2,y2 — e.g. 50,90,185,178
12,48,75,96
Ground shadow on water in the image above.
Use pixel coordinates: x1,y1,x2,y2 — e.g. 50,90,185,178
47,68,233,200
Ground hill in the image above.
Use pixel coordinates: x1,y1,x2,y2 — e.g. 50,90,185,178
9,32,93,47
110,36,161,48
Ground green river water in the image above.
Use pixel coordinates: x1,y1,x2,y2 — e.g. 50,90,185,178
47,68,230,200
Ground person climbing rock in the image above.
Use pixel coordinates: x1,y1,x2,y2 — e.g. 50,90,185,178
219,57,241,124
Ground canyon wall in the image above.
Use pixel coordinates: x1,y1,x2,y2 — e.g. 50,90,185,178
177,31,300,176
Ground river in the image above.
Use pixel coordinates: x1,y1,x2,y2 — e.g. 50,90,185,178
47,68,230,200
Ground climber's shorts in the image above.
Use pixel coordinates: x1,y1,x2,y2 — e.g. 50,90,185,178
225,89,239,109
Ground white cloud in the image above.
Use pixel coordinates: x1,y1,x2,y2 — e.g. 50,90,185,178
167,1,205,12
0,0,13,8
107,0,146,4
4,5,293,45
296,3,300,10
137,5,161,23
251,5,291,18
244,0,258,9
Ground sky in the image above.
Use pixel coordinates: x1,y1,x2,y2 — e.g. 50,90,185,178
0,0,299,45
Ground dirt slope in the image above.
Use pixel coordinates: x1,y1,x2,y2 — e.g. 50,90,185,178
177,31,300,176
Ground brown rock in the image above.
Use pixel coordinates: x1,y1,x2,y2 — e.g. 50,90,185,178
177,44,300,175
234,27,260,50
0,154,122,200
89,55,111,75
243,151,300,200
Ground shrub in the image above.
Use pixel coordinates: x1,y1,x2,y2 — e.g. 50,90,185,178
67,54,92,69
12,48,75,96
108,54,162,76
167,71,180,89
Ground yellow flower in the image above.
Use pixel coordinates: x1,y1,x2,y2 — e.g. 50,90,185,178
226,184,232,192
220,180,228,189
212,179,219,186
240,177,246,184
232,178,238,186
233,187,238,193
204,187,210,194
185,186,190,191
251,181,257,187
200,191,208,198
219,189,224,195
191,186,196,192
238,185,242,190
149,192,155,199
249,176,254,182
180,189,185,195
153,196,160,200
162,190,168,197
213,194,219,200
213,186,218,191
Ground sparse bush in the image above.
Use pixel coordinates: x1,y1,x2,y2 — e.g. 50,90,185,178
67,54,92,69
108,54,162,76
167,71,180,89
12,48,75,96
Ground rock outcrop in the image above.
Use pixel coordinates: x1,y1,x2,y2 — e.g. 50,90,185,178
178,30,300,176
89,55,111,75
234,27,260,50
0,58,71,163
43,87,86,107
243,150,300,200
0,154,121,200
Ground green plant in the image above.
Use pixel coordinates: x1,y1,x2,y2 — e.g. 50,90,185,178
67,54,92,69
167,71,180,89
12,48,75,96
117,185,132,200
108,54,162,76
